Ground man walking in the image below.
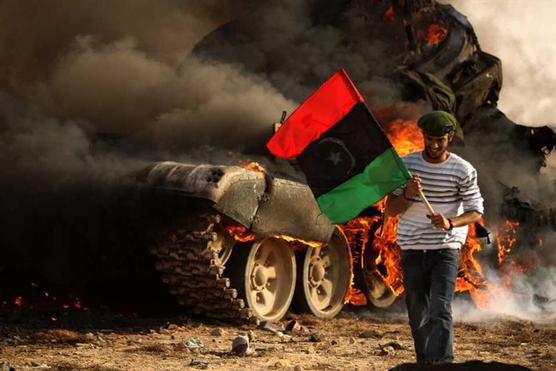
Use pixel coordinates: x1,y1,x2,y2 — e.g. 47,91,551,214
385,111,484,364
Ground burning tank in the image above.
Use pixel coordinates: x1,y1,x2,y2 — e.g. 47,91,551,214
132,0,555,322
136,161,351,321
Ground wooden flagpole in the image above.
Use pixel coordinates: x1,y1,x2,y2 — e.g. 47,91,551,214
417,189,436,216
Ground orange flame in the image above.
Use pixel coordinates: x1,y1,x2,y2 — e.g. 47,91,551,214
384,4,395,21
426,24,448,45
224,224,256,242
496,220,520,264
372,212,404,295
273,234,323,248
339,216,381,269
240,161,266,173
339,215,380,305
224,224,323,248
385,119,423,156
14,296,23,306
347,287,368,306
455,224,489,302
493,221,534,295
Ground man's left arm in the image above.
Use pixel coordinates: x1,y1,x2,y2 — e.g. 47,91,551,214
430,166,484,230
430,211,482,230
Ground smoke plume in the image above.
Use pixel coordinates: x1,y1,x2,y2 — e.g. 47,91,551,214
0,0,295,288
443,0,556,128
454,231,556,322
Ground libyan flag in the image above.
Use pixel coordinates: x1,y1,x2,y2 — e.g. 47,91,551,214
267,68,411,224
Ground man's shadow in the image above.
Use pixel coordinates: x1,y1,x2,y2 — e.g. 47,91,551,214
390,360,532,371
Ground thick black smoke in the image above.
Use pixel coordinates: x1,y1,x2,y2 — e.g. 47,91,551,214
0,0,294,291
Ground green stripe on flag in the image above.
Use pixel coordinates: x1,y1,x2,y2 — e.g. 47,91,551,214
316,147,411,224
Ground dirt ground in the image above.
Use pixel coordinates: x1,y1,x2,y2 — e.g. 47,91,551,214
1,305,555,371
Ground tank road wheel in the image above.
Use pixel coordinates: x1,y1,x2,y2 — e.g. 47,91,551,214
361,246,397,308
293,230,351,319
363,270,397,308
229,237,296,322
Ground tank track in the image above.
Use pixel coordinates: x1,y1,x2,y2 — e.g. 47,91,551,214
149,212,255,321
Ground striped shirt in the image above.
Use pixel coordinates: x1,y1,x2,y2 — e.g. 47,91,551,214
393,151,484,250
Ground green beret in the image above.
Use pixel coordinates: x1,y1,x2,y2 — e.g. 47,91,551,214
417,111,458,137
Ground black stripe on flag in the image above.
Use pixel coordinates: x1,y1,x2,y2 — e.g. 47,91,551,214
296,103,391,197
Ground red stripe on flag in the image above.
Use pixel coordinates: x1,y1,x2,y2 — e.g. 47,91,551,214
266,68,364,158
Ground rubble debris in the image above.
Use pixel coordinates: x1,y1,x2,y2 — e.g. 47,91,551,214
172,342,190,352
280,334,293,343
139,343,171,353
189,359,209,370
381,341,406,350
359,330,384,339
231,335,255,356
260,321,284,337
210,328,225,337
33,329,90,345
0,362,14,371
76,342,96,349
167,323,179,331
30,361,51,369
285,320,310,335
378,345,395,356
315,362,335,370
308,332,322,343
247,330,257,343
184,338,204,350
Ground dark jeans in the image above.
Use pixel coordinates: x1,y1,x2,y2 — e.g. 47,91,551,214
400,248,460,364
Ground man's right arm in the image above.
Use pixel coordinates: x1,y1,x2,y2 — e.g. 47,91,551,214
385,176,422,217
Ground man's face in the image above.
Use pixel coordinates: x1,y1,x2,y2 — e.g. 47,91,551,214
423,132,453,160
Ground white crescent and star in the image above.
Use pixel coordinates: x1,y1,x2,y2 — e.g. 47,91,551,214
327,151,342,166
318,137,356,175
